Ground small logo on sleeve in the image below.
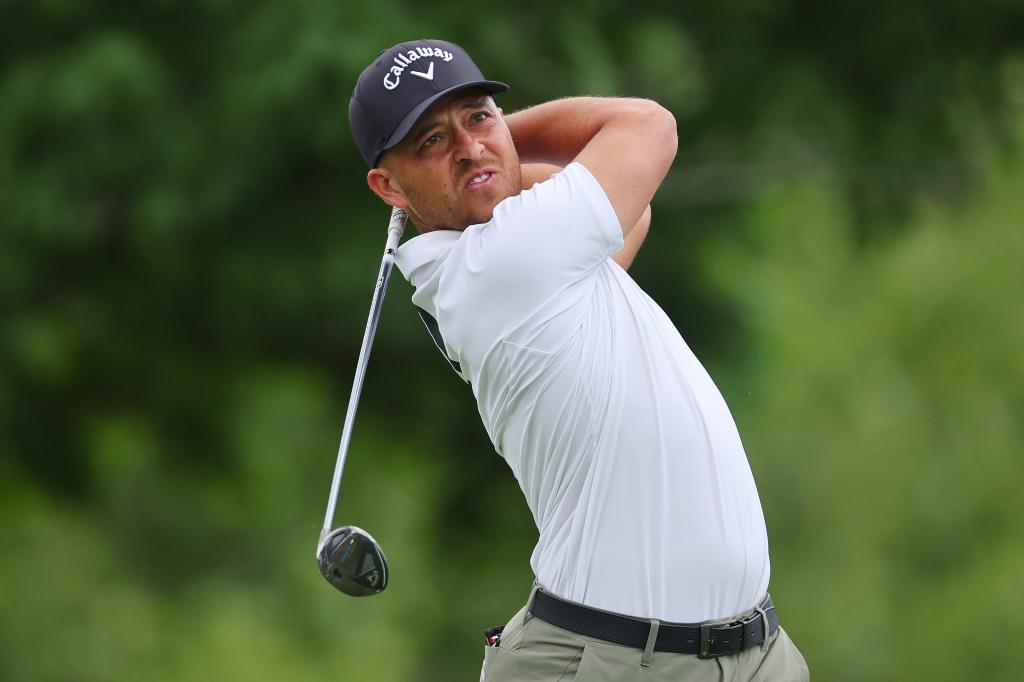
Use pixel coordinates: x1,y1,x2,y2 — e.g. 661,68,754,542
384,47,454,90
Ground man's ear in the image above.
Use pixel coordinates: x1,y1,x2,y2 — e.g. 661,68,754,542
367,168,408,209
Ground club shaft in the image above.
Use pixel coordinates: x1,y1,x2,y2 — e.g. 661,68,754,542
320,207,407,546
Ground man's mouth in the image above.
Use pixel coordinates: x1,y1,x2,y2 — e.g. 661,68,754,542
464,170,496,190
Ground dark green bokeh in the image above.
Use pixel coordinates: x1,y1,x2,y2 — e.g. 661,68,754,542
2,2,1023,680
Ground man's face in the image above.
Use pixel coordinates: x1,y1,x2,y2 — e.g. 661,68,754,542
371,90,522,232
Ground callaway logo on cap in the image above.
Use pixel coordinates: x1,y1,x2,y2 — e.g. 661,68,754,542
349,39,509,168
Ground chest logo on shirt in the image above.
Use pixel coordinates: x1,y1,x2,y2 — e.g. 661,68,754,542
383,48,454,90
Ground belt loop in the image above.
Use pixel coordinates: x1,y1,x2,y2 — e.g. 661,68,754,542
641,619,660,668
523,580,541,625
754,605,770,652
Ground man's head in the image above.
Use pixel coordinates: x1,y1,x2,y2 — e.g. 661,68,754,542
349,40,521,232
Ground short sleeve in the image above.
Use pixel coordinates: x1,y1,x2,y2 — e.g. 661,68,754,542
456,162,624,314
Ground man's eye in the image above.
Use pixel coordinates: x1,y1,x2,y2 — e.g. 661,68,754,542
472,112,489,123
423,134,441,147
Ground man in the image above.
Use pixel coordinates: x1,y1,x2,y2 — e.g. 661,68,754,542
349,39,809,681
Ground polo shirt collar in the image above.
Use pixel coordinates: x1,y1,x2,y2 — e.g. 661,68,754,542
394,229,463,316
395,229,461,281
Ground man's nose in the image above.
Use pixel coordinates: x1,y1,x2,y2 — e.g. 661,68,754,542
452,126,484,163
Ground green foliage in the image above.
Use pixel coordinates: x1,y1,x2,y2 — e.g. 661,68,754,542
1,2,1022,680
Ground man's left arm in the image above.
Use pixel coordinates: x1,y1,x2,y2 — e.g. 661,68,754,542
521,163,649,270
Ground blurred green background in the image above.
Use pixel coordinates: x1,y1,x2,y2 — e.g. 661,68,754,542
2,2,1023,680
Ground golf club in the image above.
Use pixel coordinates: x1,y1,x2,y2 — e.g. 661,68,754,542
316,206,407,597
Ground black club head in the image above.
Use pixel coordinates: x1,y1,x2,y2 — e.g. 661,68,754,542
317,526,389,597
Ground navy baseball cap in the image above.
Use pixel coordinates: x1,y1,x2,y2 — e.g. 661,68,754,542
349,39,509,168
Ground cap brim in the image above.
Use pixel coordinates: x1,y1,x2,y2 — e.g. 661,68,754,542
376,80,509,165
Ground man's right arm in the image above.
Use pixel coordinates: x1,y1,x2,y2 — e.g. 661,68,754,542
505,97,677,238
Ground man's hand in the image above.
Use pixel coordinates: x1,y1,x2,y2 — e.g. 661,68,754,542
521,163,650,270
506,97,677,240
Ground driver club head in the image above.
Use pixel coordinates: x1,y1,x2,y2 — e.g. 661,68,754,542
317,526,389,597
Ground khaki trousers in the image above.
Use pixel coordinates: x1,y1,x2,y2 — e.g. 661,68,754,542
481,595,809,682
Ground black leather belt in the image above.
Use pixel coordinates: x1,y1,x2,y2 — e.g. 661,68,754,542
528,590,779,659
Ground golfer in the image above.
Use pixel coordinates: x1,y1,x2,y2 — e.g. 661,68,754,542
349,39,809,681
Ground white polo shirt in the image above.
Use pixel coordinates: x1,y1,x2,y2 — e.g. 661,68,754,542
395,162,770,622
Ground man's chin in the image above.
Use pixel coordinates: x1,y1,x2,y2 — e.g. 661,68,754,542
457,205,499,229
453,214,491,230
463,189,517,227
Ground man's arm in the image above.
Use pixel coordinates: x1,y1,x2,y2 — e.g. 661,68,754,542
520,162,563,189
521,163,649,269
506,97,677,238
615,205,649,270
